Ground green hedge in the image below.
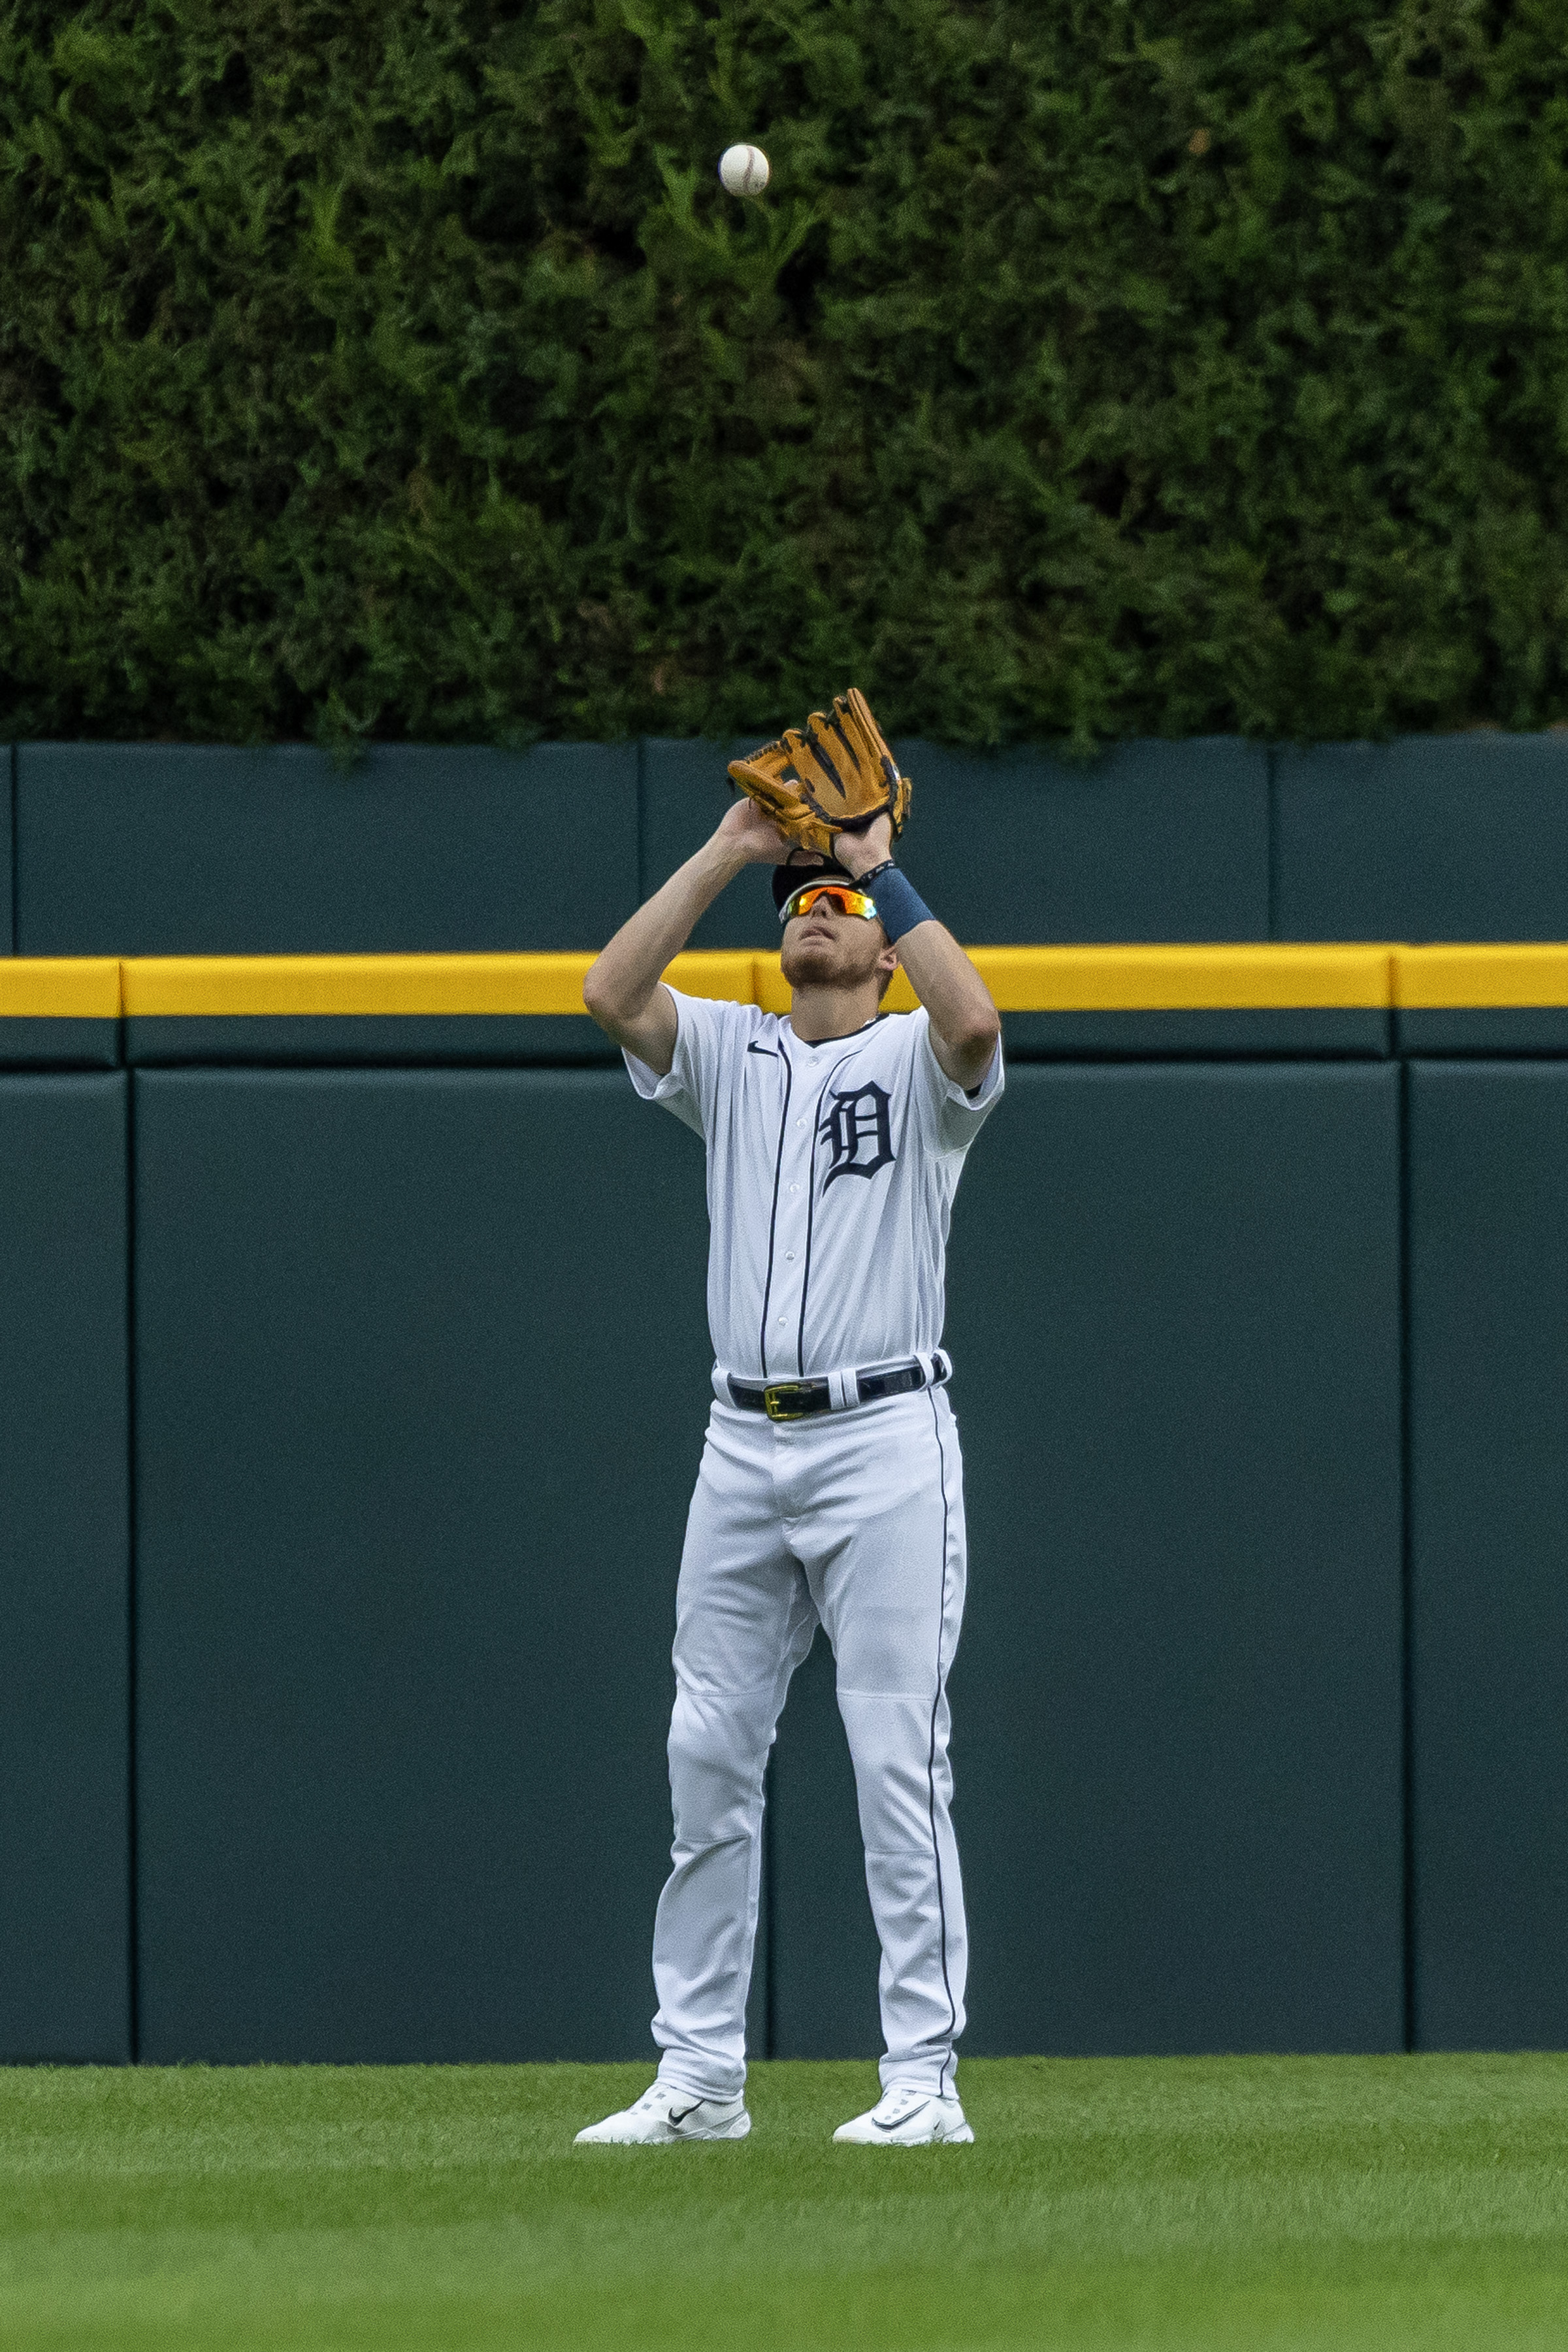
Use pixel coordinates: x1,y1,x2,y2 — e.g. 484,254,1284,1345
2,1,1565,749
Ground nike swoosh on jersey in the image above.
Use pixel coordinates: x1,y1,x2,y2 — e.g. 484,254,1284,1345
746,1042,779,1058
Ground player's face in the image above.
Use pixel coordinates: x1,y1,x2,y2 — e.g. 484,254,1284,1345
780,892,892,991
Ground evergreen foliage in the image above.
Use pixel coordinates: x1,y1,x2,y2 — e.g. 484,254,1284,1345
1,1,1565,749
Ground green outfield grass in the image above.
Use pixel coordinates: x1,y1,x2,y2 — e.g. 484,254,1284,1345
3,2053,1568,2349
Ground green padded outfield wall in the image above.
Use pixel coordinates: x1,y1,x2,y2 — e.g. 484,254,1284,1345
768,1063,1405,2059
1273,736,1568,942
15,744,639,956
951,1065,1404,2054
645,739,1271,952
11,939,1568,2059
3,748,12,955
17,734,1568,958
133,1068,713,2063
17,740,1272,958
0,1072,130,2061
1407,1064,1568,2050
7,731,1568,958
123,1038,1408,2062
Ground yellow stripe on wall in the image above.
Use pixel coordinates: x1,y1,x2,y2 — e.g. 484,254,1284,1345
0,958,121,1017
972,944,1394,1010
122,952,596,1017
114,943,1396,1015
117,943,1397,1015
5,943,1568,1018
1393,945,1568,1008
745,945,1395,1015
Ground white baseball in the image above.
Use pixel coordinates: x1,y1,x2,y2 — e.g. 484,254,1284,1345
719,144,770,197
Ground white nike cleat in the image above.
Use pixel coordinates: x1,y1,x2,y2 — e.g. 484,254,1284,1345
832,2084,975,2146
574,2081,751,2145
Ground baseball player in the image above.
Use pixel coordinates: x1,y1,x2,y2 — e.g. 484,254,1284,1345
576,698,1002,2147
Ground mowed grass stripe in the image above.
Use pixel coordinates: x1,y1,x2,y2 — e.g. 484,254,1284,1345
3,2055,1568,2349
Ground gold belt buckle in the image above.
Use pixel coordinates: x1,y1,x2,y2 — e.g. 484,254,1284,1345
763,1381,814,1422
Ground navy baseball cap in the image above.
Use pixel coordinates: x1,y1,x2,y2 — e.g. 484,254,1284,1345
770,851,857,917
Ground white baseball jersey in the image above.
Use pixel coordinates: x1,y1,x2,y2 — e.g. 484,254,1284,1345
625,988,1004,1381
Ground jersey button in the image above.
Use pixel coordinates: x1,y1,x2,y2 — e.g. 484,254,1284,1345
785,1250,796,1262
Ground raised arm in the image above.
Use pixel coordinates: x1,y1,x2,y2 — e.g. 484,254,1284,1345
838,817,1001,1093
583,796,789,1075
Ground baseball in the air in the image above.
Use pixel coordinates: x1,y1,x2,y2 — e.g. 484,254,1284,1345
719,144,770,198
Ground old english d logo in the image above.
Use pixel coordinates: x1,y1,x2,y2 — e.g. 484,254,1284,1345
822,1082,894,1187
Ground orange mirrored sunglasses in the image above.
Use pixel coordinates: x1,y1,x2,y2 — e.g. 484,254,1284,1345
778,881,879,926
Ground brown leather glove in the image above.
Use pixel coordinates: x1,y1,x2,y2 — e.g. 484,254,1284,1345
728,689,911,857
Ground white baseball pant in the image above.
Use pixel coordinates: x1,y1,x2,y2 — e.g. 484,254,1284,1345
651,1384,968,2101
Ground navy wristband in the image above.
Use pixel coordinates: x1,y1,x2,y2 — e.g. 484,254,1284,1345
863,862,933,945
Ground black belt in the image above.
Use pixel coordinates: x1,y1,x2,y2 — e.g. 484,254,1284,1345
728,1352,951,1422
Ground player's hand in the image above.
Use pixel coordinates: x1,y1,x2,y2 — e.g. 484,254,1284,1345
715,794,794,864
836,813,894,877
